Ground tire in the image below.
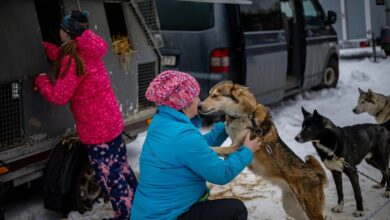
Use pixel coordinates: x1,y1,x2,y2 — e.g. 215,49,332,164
66,157,103,214
322,58,339,88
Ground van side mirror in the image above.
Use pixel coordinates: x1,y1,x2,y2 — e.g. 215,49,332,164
325,10,337,25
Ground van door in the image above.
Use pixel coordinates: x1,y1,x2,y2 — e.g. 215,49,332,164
281,0,306,91
239,0,288,104
301,0,335,88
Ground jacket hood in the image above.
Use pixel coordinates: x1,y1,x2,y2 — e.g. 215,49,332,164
76,30,107,58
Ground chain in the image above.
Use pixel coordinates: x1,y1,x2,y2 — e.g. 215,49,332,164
343,161,390,191
265,144,312,220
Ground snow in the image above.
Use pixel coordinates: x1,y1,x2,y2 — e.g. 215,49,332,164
5,57,390,219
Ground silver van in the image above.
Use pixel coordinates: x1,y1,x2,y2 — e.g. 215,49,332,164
156,0,339,104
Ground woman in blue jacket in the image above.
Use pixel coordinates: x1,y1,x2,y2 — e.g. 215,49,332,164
130,70,261,220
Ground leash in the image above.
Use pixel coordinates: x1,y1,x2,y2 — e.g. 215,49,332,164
363,198,390,220
343,161,390,191
264,144,313,220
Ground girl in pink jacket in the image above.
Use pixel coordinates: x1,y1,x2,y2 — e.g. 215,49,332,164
35,10,137,219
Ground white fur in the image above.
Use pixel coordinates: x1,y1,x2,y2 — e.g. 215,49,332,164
323,158,344,172
364,152,373,160
385,190,390,198
352,209,364,217
331,201,344,213
312,141,335,156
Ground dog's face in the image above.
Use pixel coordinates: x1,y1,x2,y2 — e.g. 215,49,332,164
198,81,257,117
353,88,383,115
295,108,333,143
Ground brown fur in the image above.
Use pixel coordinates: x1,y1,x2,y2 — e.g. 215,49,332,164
199,81,327,220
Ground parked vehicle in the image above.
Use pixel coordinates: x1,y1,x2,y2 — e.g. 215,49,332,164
0,0,160,218
321,0,390,49
156,0,339,105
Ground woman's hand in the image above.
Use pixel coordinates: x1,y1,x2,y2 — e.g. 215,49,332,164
243,132,261,153
33,73,48,91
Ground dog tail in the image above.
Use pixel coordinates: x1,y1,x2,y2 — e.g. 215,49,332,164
305,155,328,186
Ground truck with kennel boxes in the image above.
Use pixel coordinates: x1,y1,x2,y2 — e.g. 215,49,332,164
0,0,161,218
1,0,340,217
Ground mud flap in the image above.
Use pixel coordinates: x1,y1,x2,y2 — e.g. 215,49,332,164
43,138,88,212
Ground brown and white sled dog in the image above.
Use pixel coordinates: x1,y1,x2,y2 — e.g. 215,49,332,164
198,81,328,220
353,88,390,123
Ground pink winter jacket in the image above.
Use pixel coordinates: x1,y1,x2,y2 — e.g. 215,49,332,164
35,30,124,145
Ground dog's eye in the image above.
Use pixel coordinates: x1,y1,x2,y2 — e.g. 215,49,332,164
212,94,218,98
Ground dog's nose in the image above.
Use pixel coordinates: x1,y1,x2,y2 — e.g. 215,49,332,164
294,136,299,142
352,109,357,113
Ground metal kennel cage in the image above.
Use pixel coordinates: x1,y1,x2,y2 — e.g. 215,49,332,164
132,0,164,48
0,81,24,151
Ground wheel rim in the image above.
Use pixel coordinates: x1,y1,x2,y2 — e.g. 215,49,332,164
324,67,336,86
79,166,102,210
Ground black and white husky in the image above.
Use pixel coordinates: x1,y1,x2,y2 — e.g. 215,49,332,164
295,107,390,217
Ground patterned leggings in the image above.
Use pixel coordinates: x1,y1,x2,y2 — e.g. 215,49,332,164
87,134,138,220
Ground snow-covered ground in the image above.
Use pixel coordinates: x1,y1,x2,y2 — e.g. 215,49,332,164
4,57,390,219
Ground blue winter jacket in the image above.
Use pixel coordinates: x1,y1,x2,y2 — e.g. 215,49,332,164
130,106,253,220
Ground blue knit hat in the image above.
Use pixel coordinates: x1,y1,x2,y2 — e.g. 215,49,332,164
62,10,89,37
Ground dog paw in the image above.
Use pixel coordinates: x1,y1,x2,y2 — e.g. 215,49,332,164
385,190,390,198
372,183,384,189
324,215,333,220
352,210,364,217
331,202,343,213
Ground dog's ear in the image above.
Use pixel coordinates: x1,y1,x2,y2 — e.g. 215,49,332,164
313,110,324,123
367,89,373,96
301,107,311,118
358,88,364,95
230,84,255,107
210,81,230,94
313,109,320,118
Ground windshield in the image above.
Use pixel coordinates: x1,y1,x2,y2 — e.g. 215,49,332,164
156,0,214,31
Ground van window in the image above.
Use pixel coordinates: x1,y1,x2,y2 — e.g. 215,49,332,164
281,0,293,19
302,0,324,29
239,0,282,32
155,0,214,31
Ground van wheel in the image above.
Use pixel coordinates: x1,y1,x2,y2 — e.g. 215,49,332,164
67,158,103,213
322,59,339,88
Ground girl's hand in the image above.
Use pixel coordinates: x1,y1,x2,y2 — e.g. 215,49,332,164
34,73,47,91
243,132,261,153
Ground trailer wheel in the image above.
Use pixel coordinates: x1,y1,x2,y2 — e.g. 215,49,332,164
67,158,103,213
322,58,339,88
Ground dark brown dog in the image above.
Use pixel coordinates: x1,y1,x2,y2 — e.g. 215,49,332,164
199,81,328,220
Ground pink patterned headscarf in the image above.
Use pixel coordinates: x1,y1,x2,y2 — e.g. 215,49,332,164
145,70,200,110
